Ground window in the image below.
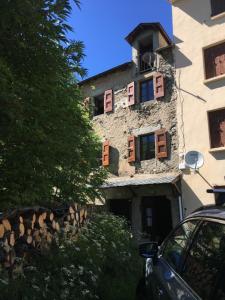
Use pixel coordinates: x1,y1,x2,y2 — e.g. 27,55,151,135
204,42,225,79
139,36,154,72
140,79,154,102
96,147,102,167
182,221,225,300
211,0,225,16
140,134,155,160
93,94,104,116
208,108,225,148
162,220,198,272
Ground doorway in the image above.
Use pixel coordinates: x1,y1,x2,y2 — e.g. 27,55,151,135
142,196,172,244
109,199,132,224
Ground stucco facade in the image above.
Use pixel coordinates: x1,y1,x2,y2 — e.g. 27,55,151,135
80,24,181,242
172,0,225,215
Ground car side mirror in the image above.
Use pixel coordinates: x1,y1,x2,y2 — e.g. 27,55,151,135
139,242,158,259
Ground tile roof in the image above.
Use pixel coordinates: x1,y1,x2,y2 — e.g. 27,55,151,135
101,173,180,189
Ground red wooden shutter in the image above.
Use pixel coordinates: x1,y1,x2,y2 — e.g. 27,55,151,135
128,136,136,163
215,54,225,76
154,72,165,99
104,89,113,113
127,82,135,106
102,140,110,166
155,129,168,159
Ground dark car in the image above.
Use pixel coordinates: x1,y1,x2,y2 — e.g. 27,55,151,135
139,202,225,299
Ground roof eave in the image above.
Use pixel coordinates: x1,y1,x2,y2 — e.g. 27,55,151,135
79,61,132,86
125,22,172,46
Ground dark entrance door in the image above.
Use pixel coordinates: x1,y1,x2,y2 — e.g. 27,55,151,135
142,196,172,244
109,199,132,224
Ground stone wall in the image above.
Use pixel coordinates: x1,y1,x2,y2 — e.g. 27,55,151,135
81,48,178,178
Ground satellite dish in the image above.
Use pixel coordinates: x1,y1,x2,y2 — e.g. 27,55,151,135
141,52,155,67
185,151,204,170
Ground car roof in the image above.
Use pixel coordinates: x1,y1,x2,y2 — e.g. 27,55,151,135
187,206,225,221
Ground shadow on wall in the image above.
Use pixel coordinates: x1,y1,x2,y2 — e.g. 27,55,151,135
209,150,225,161
174,44,192,69
204,78,225,90
181,179,204,217
109,146,119,176
173,0,225,27
173,0,208,25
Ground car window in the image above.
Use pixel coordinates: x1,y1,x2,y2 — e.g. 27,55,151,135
182,221,225,300
162,220,198,272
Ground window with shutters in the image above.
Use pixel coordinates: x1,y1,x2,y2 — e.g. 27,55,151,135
204,42,225,79
140,134,155,160
93,94,104,116
211,0,225,16
140,79,154,102
208,108,225,149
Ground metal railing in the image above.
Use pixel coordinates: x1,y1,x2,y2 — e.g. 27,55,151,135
139,54,155,73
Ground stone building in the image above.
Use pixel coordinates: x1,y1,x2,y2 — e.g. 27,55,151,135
172,0,225,215
80,23,181,242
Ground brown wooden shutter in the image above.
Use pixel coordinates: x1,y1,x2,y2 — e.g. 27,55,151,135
102,140,110,166
154,72,165,99
155,129,168,159
127,82,135,106
104,89,113,113
128,136,136,163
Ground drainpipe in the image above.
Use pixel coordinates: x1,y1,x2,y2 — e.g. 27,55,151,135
178,195,184,221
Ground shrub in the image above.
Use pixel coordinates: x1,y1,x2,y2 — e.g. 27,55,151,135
0,214,142,300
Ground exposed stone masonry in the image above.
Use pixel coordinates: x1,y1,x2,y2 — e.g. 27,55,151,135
81,48,179,178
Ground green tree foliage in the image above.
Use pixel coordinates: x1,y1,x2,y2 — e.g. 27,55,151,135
0,214,142,300
0,0,106,208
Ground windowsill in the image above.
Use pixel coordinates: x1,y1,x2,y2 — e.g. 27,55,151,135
211,11,225,21
204,73,225,84
209,146,225,153
140,99,156,105
93,113,104,118
139,67,156,74
140,158,155,162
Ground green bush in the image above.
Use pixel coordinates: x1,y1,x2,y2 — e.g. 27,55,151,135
0,214,142,300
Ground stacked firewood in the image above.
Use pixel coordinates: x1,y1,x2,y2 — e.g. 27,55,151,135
0,203,88,269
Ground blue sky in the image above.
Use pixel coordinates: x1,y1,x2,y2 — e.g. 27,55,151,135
69,0,172,78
